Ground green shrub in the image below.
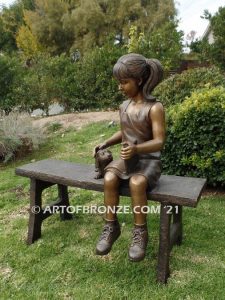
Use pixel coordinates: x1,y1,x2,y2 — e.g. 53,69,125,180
62,42,125,111
13,54,66,114
126,21,183,72
162,86,225,186
154,67,225,107
0,53,59,114
0,54,24,113
0,112,45,162
12,43,125,113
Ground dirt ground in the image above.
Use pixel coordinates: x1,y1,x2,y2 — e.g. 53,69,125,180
33,110,120,130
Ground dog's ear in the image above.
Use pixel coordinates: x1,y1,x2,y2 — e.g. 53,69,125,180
94,150,99,159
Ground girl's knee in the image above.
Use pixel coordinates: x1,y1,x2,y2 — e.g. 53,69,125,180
129,175,147,191
104,171,120,189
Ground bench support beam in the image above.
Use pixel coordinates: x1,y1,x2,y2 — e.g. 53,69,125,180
27,179,72,245
157,204,171,283
157,204,183,283
15,159,206,283
170,205,183,250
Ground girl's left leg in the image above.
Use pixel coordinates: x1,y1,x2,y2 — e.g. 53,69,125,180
96,171,121,255
129,174,149,261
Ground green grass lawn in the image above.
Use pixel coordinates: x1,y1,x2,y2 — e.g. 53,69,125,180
0,122,225,300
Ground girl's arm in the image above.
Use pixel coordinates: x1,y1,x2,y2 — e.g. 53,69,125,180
137,102,165,153
93,131,122,156
105,130,123,147
121,103,165,159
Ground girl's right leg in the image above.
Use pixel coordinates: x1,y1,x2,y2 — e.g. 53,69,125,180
104,171,120,221
96,171,121,255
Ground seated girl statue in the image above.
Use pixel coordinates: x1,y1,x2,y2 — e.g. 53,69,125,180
93,53,166,262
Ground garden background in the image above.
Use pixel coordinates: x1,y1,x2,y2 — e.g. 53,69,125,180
0,0,225,299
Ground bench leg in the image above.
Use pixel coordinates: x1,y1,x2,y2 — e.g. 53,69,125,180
58,185,73,220
157,204,171,284
27,179,44,245
172,205,183,246
27,179,55,244
27,181,73,244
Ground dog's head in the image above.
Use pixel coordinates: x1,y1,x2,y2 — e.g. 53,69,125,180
95,149,113,162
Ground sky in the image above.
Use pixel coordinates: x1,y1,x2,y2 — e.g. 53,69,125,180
0,0,224,40
176,0,225,40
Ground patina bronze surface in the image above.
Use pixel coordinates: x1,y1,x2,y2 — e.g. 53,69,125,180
94,53,166,261
94,149,113,179
15,159,206,283
105,99,162,188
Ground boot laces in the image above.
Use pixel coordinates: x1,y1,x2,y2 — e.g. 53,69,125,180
100,225,113,241
131,228,145,247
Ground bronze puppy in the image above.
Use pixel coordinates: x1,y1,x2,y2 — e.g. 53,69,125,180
94,149,113,179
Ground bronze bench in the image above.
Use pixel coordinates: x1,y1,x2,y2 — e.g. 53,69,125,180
15,159,206,284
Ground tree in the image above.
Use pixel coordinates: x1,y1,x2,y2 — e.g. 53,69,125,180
63,0,106,52
21,0,176,55
1,0,177,56
0,0,35,53
16,24,43,58
0,54,23,113
209,6,225,71
126,20,183,72
0,3,23,52
22,0,74,55
0,14,16,52
190,6,225,71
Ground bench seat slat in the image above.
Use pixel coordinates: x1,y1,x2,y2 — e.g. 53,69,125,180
15,159,206,207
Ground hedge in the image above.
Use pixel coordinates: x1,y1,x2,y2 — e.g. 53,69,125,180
154,66,225,107
162,86,225,186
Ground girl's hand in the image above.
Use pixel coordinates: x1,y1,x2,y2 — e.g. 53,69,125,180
121,141,137,160
93,142,108,157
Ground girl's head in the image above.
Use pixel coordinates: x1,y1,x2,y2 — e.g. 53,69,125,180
113,53,163,101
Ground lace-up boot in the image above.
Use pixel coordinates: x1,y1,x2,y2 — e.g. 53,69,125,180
96,220,121,255
128,224,148,262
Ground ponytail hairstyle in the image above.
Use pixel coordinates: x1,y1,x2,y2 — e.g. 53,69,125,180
113,53,163,101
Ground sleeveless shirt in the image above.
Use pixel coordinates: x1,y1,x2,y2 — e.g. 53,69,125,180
105,99,162,189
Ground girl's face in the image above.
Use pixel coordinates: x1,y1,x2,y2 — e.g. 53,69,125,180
118,78,140,99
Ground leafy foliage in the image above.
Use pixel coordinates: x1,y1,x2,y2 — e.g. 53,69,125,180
0,42,125,113
126,20,183,71
0,0,35,53
208,6,225,71
58,41,126,111
21,0,74,55
189,6,225,72
0,2,23,52
7,0,176,56
0,12,16,53
16,16,43,58
0,54,25,113
13,54,64,114
162,86,225,186
61,0,176,53
154,66,225,107
0,53,70,114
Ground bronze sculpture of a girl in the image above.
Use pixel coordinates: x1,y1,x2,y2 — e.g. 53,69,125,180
94,53,166,262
